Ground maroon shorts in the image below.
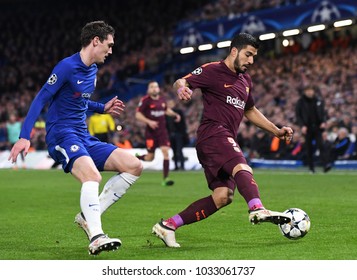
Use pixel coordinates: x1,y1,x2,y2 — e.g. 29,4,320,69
196,135,247,191
145,130,170,153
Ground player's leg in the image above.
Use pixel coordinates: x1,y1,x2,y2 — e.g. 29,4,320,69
152,136,235,246
160,145,174,186
227,161,291,225
71,155,121,255
136,138,155,161
152,167,234,247
98,147,142,214
71,156,103,238
49,136,121,255
305,132,315,173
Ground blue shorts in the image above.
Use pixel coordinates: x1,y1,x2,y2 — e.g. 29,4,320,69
47,130,117,173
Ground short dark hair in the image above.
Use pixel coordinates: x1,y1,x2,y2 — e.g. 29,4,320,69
80,21,115,47
229,33,259,52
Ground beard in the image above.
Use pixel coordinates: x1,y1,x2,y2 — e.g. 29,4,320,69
233,58,246,74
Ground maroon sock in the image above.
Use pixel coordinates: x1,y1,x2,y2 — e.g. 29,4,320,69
136,154,146,160
178,195,218,225
163,159,169,178
234,170,261,203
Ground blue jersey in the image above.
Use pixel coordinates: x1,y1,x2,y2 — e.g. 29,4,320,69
20,52,104,144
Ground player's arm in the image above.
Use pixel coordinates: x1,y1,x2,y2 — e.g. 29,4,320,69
88,96,125,118
104,96,125,118
135,111,158,129
8,87,53,163
173,78,193,101
244,106,293,141
166,108,181,122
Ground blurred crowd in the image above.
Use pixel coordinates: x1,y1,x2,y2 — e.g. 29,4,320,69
1,0,357,168
189,0,313,21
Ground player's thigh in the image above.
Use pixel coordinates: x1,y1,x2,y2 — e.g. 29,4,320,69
197,135,246,176
71,156,102,183
104,148,142,176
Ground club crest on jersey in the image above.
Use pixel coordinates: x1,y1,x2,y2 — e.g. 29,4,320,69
246,87,250,94
47,74,57,85
191,67,202,75
70,145,79,152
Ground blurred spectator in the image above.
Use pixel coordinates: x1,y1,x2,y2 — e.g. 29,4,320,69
113,131,133,149
249,129,272,159
329,127,351,162
6,114,26,169
345,124,357,160
284,131,306,161
295,85,330,173
166,99,188,170
0,122,8,151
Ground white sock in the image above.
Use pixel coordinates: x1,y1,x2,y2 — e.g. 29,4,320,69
99,172,139,214
80,181,103,239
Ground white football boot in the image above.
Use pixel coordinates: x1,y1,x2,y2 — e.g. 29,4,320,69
152,221,180,248
249,208,291,225
88,234,121,255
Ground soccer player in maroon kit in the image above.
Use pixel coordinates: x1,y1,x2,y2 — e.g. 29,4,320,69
136,81,181,186
152,33,294,247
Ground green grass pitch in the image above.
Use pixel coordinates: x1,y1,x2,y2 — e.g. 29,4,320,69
0,168,356,260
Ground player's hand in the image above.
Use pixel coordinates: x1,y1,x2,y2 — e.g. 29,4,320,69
104,96,125,118
174,113,181,123
277,126,294,143
148,120,159,129
8,138,30,163
177,86,193,101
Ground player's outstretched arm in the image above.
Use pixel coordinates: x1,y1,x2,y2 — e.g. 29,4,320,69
8,138,31,163
245,106,293,142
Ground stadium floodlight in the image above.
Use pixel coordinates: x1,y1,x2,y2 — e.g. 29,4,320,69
307,24,326,33
217,40,231,48
282,29,300,36
179,47,195,54
282,39,290,47
259,33,276,41
333,19,353,28
198,44,213,51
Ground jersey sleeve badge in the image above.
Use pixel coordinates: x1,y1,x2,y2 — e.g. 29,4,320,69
47,73,58,85
191,67,202,75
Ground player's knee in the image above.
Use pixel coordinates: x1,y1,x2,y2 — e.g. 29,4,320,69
133,158,143,176
86,170,102,183
232,163,253,177
221,192,233,207
213,188,234,208
146,153,155,161
123,155,143,176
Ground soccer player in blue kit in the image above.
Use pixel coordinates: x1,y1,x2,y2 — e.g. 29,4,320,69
152,33,294,247
8,21,143,255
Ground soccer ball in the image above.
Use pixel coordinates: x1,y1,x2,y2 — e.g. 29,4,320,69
278,208,311,239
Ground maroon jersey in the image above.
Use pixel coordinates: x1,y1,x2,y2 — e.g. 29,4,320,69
137,95,170,150
184,61,255,144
